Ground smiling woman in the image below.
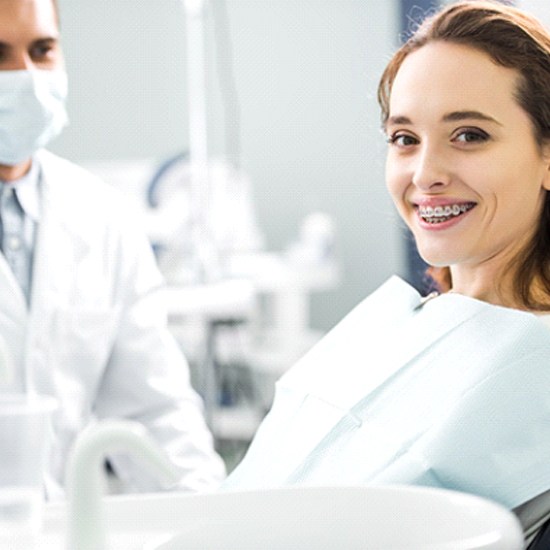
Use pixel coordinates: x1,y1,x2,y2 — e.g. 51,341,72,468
378,0,550,310
220,2,550,546
384,41,550,308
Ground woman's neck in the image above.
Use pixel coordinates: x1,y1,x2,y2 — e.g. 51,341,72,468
449,264,521,309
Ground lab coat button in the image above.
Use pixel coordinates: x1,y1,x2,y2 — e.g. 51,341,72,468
7,236,21,250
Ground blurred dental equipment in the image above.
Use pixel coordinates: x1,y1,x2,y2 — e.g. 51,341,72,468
84,0,341,462
85,155,340,450
179,0,219,284
146,153,264,285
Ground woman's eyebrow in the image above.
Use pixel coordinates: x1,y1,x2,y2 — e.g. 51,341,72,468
386,115,412,127
385,111,502,130
442,110,502,125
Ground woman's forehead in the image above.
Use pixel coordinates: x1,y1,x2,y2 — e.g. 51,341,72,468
388,41,522,125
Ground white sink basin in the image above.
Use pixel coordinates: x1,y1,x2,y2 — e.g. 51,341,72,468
40,485,524,550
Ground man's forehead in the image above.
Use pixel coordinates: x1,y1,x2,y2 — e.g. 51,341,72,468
0,0,59,35
0,0,58,17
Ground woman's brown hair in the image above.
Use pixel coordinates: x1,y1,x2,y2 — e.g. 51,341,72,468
378,0,550,309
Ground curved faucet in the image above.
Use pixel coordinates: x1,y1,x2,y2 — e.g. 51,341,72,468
65,420,181,550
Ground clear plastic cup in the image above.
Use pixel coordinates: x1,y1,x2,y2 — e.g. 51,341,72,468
0,394,57,549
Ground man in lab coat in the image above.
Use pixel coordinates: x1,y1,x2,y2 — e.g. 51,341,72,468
0,0,225,497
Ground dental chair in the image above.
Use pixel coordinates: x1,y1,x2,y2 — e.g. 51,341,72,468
514,489,550,548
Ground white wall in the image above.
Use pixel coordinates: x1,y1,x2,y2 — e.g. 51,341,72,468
518,1,550,26
51,0,404,330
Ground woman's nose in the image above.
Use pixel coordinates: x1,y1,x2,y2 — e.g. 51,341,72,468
411,146,450,191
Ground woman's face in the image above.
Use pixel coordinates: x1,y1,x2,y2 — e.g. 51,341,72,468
385,41,550,294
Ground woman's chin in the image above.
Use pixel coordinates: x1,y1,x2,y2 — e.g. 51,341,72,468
416,249,454,268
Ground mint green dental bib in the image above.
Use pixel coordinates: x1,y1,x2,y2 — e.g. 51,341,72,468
223,276,550,509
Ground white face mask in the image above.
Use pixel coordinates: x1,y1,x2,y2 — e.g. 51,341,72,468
0,69,68,166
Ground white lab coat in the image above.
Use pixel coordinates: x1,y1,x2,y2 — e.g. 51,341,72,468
0,150,225,498
224,276,550,509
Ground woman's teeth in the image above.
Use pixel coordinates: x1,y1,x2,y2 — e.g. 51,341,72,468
418,203,474,224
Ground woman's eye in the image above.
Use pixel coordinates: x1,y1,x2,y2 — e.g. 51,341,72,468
453,128,489,144
387,133,418,147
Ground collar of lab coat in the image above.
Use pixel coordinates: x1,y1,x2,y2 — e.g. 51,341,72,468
34,149,90,256
0,159,43,317
0,159,41,222
0,151,91,317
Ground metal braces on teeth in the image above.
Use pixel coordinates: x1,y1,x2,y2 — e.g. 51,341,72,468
419,204,472,219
